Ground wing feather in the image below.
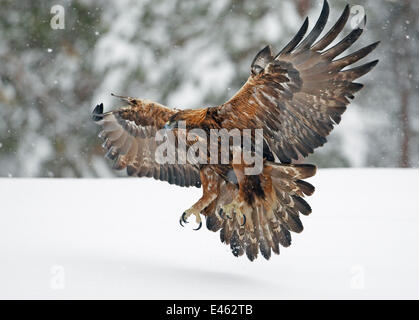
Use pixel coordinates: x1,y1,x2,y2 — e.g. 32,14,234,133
215,0,379,163
276,18,309,58
92,101,201,188
294,0,329,53
311,4,350,51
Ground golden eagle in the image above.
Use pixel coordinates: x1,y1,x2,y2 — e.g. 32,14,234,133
92,1,378,261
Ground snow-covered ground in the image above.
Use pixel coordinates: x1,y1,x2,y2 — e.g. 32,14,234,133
0,169,418,299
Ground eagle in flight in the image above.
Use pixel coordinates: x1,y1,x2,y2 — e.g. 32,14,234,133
92,1,378,261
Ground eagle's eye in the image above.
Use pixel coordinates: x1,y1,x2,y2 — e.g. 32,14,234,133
164,120,178,130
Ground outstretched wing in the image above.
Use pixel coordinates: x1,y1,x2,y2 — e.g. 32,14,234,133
215,0,379,163
92,100,201,188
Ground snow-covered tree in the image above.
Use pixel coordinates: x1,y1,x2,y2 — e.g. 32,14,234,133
0,0,417,178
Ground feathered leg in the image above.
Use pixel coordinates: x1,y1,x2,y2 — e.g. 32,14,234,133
219,163,255,228
180,166,220,230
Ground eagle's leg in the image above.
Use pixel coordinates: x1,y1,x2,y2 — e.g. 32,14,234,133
219,164,254,226
180,167,219,230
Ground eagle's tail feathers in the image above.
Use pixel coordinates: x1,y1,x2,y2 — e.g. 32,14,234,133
204,162,316,261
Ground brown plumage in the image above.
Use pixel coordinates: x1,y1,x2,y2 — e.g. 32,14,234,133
92,1,378,261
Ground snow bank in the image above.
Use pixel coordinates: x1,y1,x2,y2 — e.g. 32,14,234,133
0,169,418,299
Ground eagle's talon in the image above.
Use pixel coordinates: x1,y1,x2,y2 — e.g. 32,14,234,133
180,209,202,230
219,208,232,220
181,212,189,224
193,222,202,231
241,214,246,226
220,201,239,220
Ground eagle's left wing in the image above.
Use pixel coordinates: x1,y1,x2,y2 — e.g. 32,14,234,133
92,99,201,187
215,0,379,163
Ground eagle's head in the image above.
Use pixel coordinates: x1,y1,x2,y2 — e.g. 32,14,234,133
164,112,184,130
110,93,167,111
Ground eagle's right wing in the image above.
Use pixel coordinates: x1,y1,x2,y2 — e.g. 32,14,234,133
215,0,379,163
92,100,201,188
